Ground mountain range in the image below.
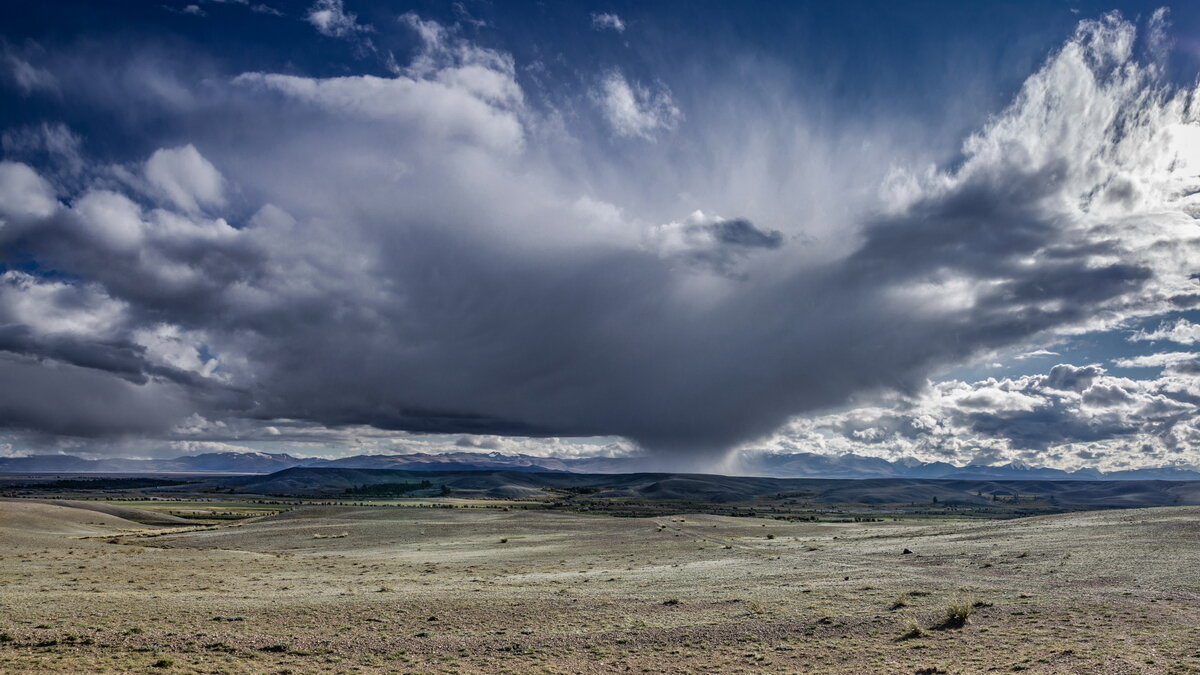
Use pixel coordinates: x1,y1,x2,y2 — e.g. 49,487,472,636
1,450,1198,481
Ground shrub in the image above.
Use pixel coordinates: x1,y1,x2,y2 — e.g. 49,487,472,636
152,659,174,668
896,614,924,641
940,595,974,629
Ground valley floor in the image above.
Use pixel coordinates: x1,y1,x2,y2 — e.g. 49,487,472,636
1,499,1198,673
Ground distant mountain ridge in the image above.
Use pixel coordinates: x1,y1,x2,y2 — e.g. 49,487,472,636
1,450,1198,481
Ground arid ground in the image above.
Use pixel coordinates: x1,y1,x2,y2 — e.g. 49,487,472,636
1,498,1198,673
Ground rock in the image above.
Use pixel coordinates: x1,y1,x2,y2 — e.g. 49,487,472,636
902,548,913,555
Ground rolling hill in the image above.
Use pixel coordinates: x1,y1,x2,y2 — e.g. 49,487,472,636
197,467,1200,510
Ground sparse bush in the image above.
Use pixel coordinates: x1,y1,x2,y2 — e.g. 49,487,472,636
890,594,909,610
151,658,174,668
766,534,775,540
499,538,508,544
663,598,681,606
940,595,974,629
896,614,924,641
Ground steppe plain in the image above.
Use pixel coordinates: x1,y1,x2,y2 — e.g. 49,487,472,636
1,498,1198,674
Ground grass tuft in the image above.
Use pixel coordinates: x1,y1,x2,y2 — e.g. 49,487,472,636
896,614,924,641
939,594,975,629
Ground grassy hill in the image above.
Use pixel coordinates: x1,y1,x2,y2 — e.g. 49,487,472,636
204,467,1200,513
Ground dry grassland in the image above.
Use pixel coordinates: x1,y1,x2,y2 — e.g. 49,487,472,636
1,498,1198,673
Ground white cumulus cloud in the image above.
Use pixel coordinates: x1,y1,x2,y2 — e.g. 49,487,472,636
1130,318,1200,345
144,145,226,214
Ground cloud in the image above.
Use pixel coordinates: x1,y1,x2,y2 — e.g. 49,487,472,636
306,0,371,39
0,271,125,338
1,123,85,177
0,161,58,221
3,50,57,95
1130,318,1200,345
591,13,625,33
1015,348,1060,360
195,0,284,15
593,70,680,139
1112,352,1198,368
0,355,194,438
647,210,783,275
144,145,226,213
2,11,1200,469
235,15,524,152
754,360,1200,471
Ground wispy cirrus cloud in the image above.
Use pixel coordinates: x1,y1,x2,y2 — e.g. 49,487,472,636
1113,352,1198,369
591,12,625,33
306,0,372,39
593,70,680,140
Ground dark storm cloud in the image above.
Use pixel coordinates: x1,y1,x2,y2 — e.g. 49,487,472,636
0,355,192,437
657,215,785,274
0,324,250,404
0,9,1198,469
710,219,783,249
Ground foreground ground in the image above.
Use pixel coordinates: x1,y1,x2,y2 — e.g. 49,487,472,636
1,499,1198,673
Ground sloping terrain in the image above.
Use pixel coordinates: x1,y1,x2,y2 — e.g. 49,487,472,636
0,499,181,537
16,499,196,526
208,467,1200,511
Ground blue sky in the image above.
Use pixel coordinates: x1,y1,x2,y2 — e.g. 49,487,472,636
1,1,1198,472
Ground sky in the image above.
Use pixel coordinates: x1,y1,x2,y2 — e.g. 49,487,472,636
1,0,1199,472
